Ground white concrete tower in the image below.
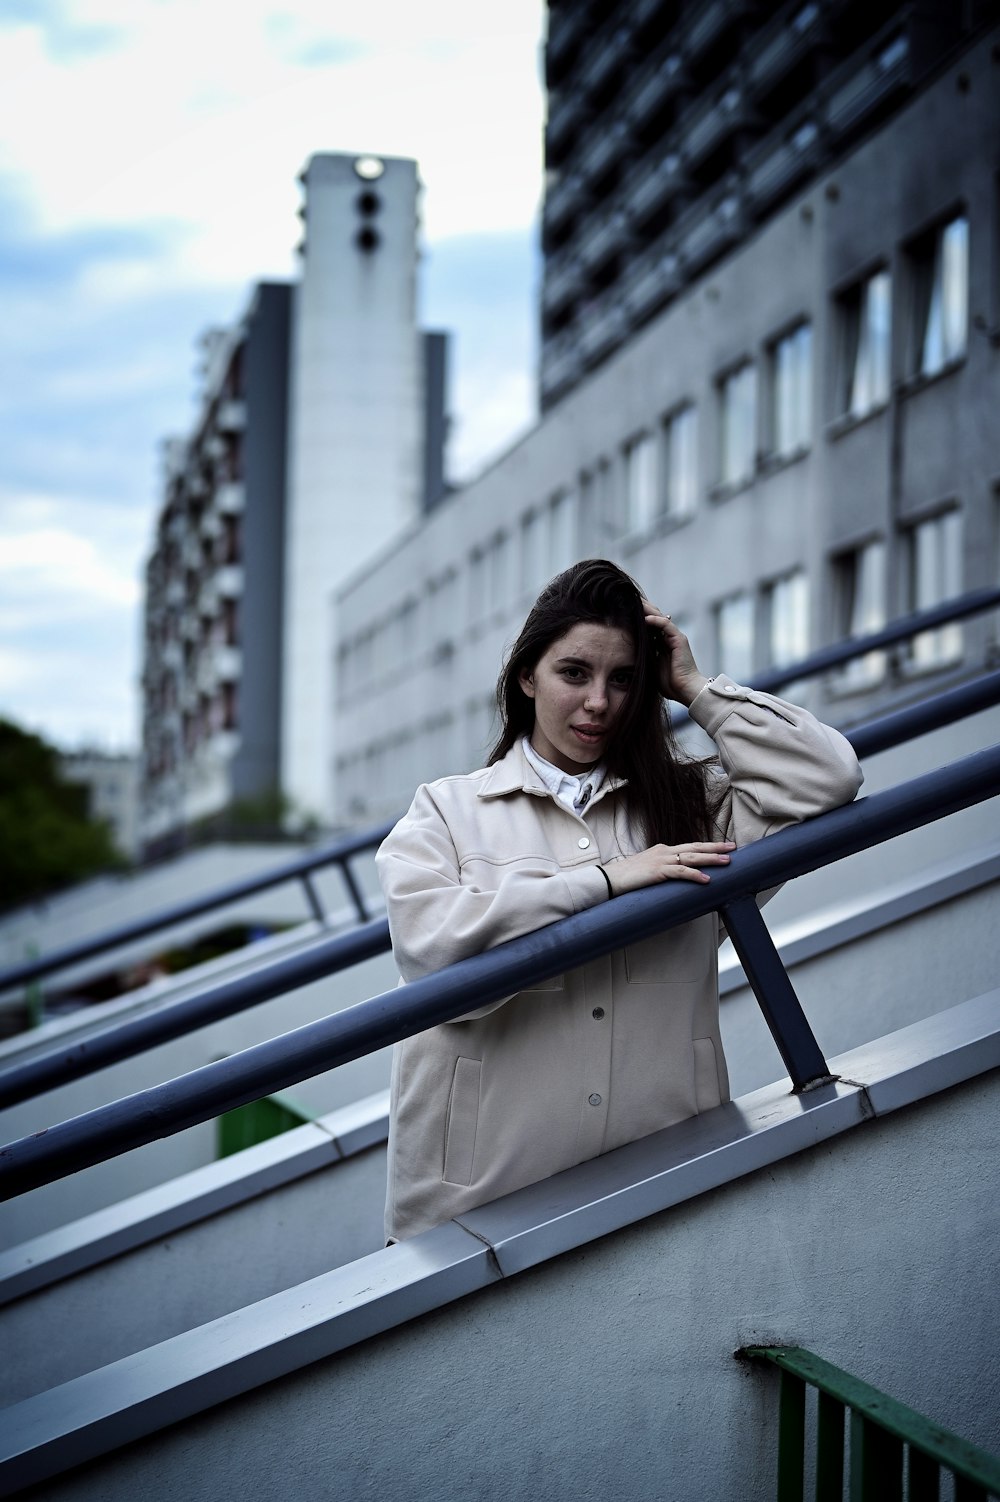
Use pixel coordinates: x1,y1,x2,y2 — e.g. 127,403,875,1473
281,152,422,826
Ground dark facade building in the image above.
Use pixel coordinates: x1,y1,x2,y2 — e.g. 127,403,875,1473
140,282,291,855
540,0,995,408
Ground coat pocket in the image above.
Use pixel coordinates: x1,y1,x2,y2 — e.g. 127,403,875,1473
693,1037,722,1113
442,1055,482,1186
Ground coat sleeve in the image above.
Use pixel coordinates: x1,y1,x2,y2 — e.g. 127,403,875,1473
686,674,863,847
375,780,609,985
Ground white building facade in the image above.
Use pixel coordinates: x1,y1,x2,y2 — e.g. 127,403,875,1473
280,153,424,827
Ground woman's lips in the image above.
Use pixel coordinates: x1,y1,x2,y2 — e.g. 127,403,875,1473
571,725,606,744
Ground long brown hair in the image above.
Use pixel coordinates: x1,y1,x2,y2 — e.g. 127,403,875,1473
489,559,719,846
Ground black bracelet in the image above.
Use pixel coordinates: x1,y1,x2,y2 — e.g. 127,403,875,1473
596,864,614,899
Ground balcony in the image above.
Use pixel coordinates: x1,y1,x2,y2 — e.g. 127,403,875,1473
622,234,683,323
680,81,747,170
747,1,826,101
544,172,589,236
627,45,686,134
675,187,744,275
546,88,586,158
577,25,631,102
215,481,244,516
211,644,242,683
578,208,630,276
545,3,586,81
577,115,628,190
824,28,912,143
215,399,245,435
744,116,822,217
215,565,244,600
685,0,750,64
541,252,584,319
540,331,582,405
578,295,627,368
624,149,687,228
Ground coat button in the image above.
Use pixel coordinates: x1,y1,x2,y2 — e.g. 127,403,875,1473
578,836,591,849
724,685,737,694
592,1007,605,1020
588,1093,602,1106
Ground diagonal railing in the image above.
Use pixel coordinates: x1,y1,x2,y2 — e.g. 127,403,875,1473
1,739,997,1201
739,1345,1000,1501
0,819,395,998
2,587,997,1007
0,667,998,1113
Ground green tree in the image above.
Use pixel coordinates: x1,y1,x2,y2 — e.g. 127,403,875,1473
0,718,122,912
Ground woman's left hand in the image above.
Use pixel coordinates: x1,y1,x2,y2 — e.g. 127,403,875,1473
642,600,710,707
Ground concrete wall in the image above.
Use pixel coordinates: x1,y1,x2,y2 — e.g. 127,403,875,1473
0,948,398,1248
21,1071,999,1501
1,1145,387,1409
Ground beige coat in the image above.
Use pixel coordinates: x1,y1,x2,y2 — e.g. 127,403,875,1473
376,674,863,1240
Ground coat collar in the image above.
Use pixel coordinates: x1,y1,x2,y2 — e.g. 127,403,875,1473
477,739,626,804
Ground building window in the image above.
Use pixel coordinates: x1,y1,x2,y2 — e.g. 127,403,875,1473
909,215,969,379
623,432,657,534
905,510,963,667
831,540,887,689
770,324,812,458
715,592,754,682
718,363,757,488
549,490,576,572
764,571,809,672
661,405,698,519
521,510,548,595
838,269,891,419
469,548,488,623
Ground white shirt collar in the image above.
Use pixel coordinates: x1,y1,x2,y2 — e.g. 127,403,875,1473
521,736,606,814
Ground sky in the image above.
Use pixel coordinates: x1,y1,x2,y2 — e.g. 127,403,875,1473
0,0,547,752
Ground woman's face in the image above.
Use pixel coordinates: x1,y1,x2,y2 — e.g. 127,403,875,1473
518,620,635,774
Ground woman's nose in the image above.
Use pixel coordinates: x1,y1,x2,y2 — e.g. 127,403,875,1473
584,683,608,711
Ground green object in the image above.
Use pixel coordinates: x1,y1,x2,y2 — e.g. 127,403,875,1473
216,1091,316,1158
741,1345,1000,1501
25,942,43,1029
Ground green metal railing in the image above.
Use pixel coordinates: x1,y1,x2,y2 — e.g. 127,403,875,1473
740,1346,1000,1502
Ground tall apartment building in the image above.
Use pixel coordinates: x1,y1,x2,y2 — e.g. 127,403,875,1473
540,0,989,409
140,282,292,855
332,9,1000,825
140,154,445,853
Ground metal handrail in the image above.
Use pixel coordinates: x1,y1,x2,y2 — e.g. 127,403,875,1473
3,587,997,1002
2,740,997,1201
2,670,998,1111
747,585,1000,696
0,820,396,997
739,1345,1000,1500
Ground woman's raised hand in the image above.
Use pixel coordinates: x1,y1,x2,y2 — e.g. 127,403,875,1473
605,841,737,894
641,599,710,706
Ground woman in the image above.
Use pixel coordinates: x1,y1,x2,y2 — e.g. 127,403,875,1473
376,560,862,1241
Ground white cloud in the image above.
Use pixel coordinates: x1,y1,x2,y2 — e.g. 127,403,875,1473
0,1,546,749
0,493,144,618
0,0,546,287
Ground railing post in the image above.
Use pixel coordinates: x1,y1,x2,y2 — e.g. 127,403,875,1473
815,1390,844,1502
906,1448,940,1502
777,1367,806,1502
299,871,329,927
719,895,833,1091
337,858,370,924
